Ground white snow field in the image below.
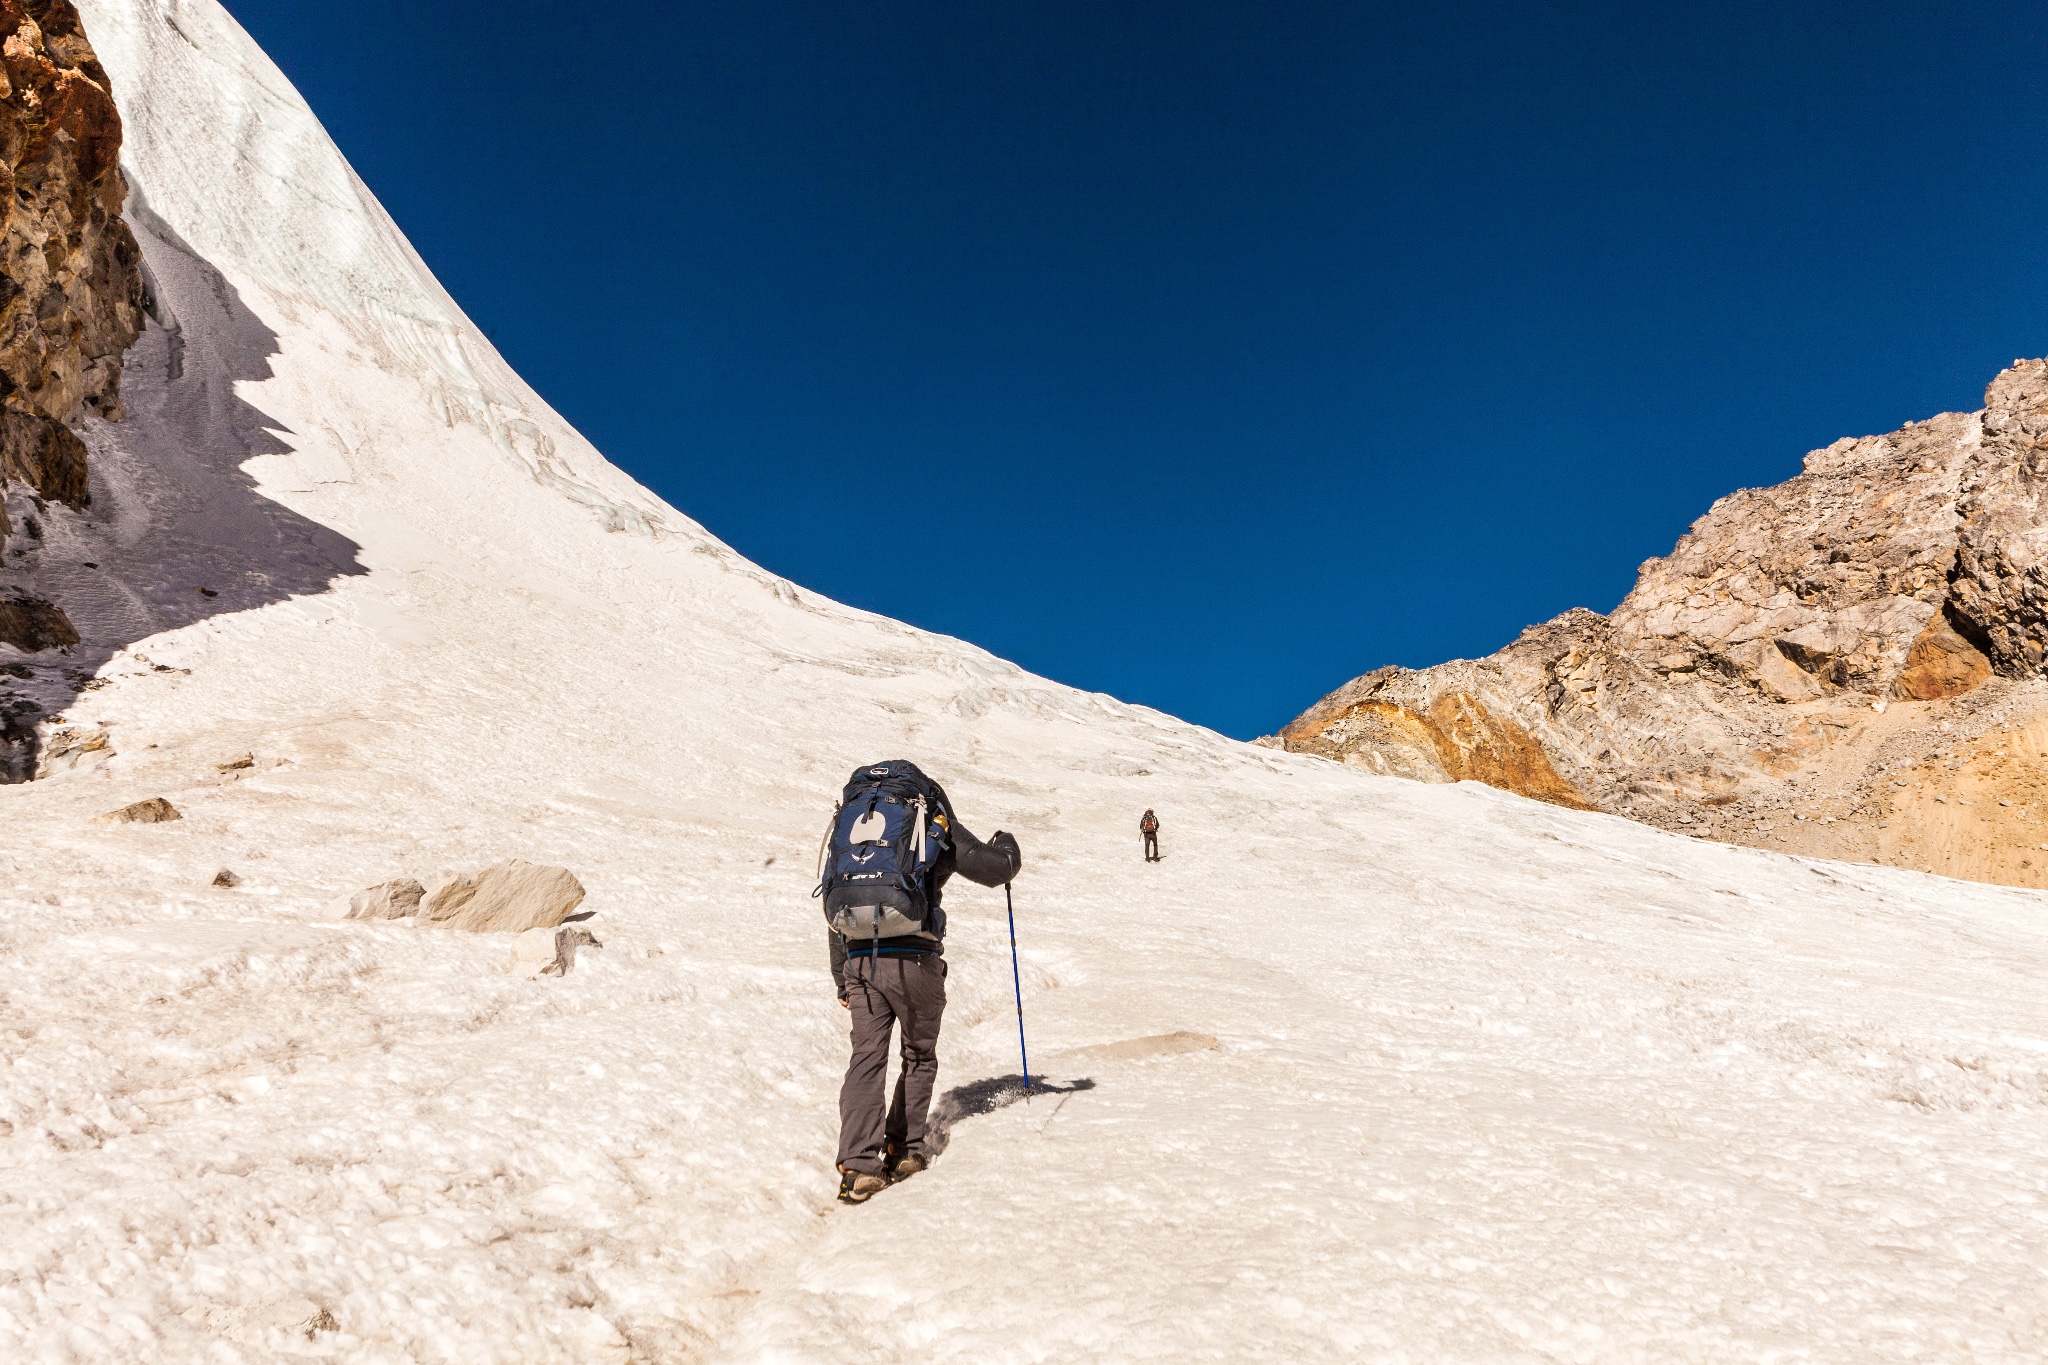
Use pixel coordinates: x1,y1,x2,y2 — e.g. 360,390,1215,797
2,3,2047,1361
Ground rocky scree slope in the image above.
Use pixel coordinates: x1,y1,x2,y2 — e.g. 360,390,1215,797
0,0,142,764
1278,359,2048,890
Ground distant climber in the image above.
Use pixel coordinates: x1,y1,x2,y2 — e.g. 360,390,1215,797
1141,808,1160,862
815,760,1022,1205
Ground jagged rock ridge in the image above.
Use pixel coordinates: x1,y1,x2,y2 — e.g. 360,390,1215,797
1278,359,2048,890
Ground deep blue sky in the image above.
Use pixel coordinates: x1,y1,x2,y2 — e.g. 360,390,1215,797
219,1,2048,739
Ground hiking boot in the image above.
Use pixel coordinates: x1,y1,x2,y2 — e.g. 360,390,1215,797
837,1169,888,1204
888,1152,927,1181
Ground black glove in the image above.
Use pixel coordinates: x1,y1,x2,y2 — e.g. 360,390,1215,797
990,830,1022,872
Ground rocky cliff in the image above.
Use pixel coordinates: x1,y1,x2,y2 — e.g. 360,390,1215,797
0,0,142,587
1277,358,2048,890
0,0,143,775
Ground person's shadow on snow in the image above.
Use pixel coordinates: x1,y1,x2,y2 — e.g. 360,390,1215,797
927,1075,1095,1157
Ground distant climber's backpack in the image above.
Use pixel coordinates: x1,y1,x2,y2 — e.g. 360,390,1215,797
814,760,952,943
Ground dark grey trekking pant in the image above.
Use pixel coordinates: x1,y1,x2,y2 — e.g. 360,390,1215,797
1143,830,1159,861
837,952,948,1175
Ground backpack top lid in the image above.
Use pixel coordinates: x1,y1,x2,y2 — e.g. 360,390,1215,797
848,759,928,786
841,759,947,813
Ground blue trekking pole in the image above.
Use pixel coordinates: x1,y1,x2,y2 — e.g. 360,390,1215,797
1005,881,1032,1096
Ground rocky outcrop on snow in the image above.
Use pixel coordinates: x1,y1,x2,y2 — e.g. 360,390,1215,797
342,877,425,921
27,716,101,773
1279,358,2048,890
509,922,601,978
335,864,588,930
0,588,73,649
0,0,144,556
422,860,586,933
88,794,174,822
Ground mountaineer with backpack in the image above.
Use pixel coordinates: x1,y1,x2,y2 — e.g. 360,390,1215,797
816,760,1022,1204
1141,808,1160,862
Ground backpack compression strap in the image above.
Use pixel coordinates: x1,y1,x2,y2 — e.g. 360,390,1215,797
812,801,841,897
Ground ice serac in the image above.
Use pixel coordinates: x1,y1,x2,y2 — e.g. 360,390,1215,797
0,0,143,557
1282,358,2048,888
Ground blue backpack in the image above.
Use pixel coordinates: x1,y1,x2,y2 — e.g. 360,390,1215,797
815,760,952,946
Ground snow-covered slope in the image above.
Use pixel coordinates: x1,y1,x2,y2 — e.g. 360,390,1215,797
4,3,2047,1360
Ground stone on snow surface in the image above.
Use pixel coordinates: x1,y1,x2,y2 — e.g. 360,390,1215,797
509,923,602,978
342,877,423,920
89,795,179,824
422,859,586,933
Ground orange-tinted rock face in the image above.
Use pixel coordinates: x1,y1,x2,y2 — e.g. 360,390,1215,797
1275,357,2048,891
1281,689,1452,785
1893,611,1992,701
0,0,143,548
1280,687,1593,811
1422,692,1595,809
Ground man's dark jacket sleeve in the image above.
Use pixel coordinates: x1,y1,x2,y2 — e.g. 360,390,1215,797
829,931,849,998
943,820,1022,890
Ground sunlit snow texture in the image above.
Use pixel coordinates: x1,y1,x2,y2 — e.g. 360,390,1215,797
2,3,2046,1360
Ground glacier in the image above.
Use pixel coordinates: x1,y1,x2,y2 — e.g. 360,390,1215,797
1,1,2045,1359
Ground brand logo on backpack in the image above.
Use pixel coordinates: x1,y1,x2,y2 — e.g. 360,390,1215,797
815,760,952,946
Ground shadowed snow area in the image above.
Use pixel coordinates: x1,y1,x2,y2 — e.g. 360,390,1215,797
2,3,2046,1361
0,193,368,779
